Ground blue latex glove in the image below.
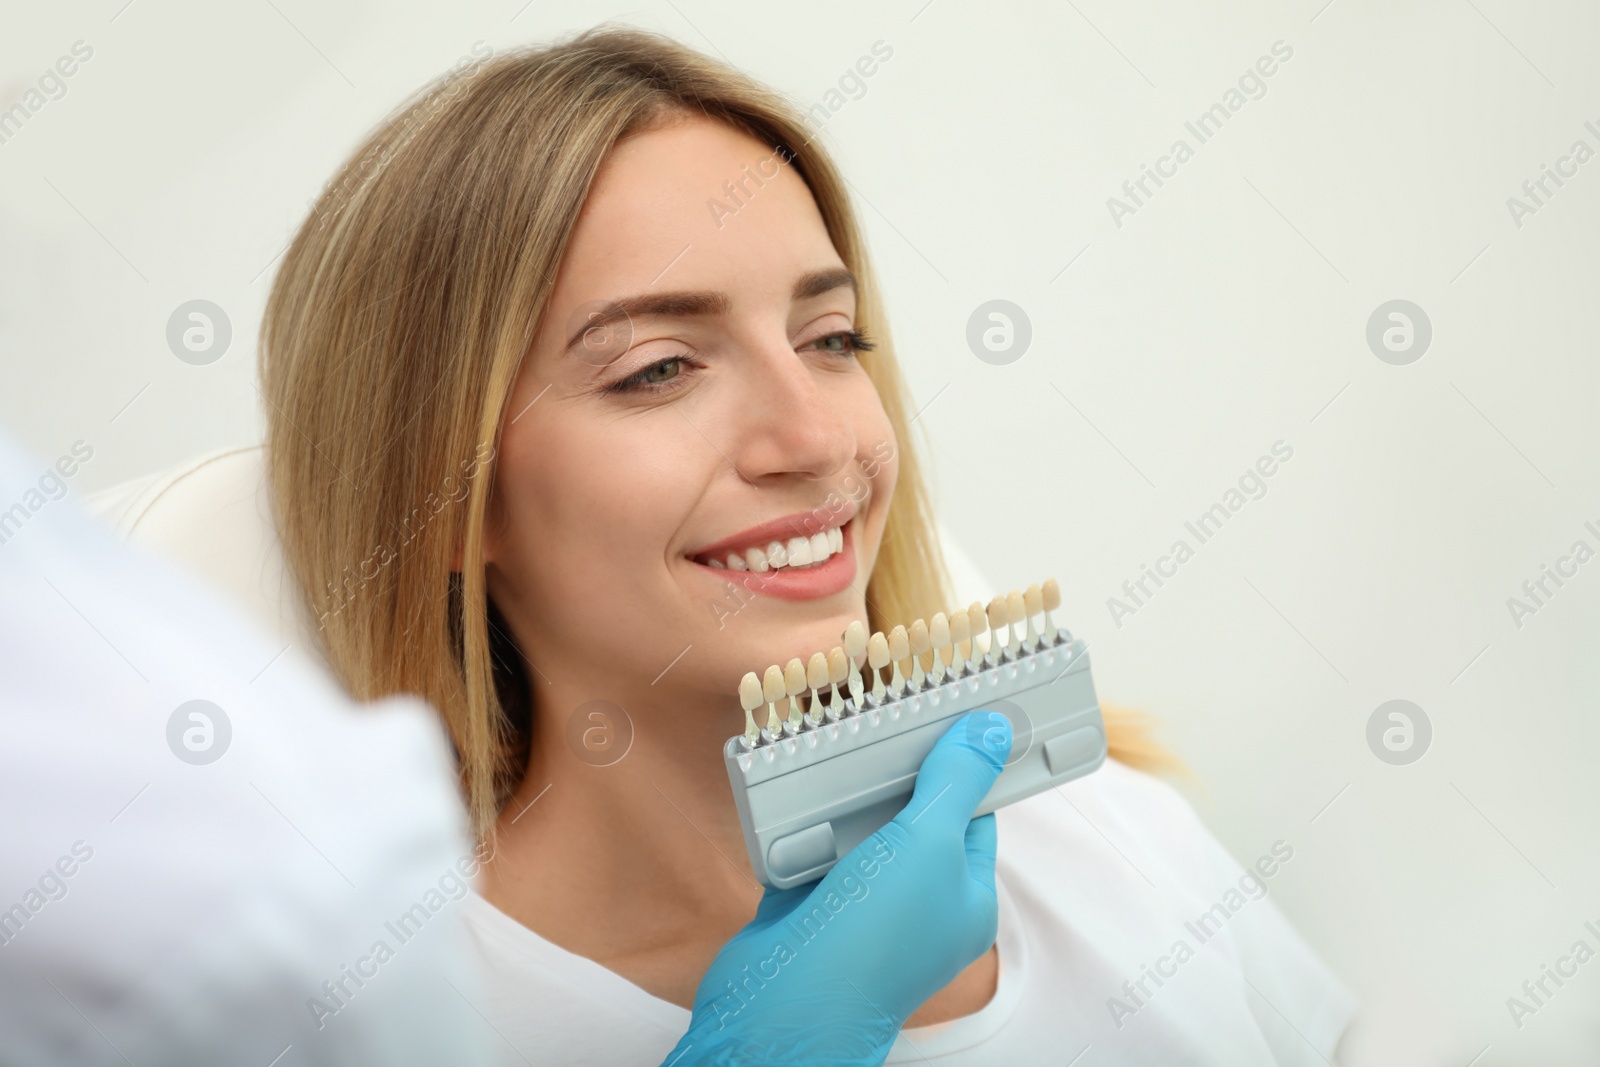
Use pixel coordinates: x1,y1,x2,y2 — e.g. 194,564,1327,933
660,711,1014,1066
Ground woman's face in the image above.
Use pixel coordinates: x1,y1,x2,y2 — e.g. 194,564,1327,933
485,114,898,710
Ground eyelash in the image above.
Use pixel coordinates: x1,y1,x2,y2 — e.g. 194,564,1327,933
607,329,876,395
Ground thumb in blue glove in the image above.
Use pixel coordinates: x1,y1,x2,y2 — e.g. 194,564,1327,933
661,711,1013,1066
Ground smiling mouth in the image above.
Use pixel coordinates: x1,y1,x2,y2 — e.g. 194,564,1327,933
691,520,847,574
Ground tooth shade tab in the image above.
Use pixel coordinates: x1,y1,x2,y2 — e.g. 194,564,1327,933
843,621,867,662
762,664,786,703
843,621,867,704
866,631,890,701
784,658,806,727
929,612,950,683
806,652,829,724
827,646,848,684
1006,590,1026,654
949,610,970,673
887,625,909,695
1042,577,1061,641
967,602,988,662
738,672,763,744
807,652,830,690
827,646,848,715
888,625,910,663
762,664,785,733
908,618,929,689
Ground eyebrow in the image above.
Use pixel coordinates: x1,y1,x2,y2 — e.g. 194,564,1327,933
563,267,857,353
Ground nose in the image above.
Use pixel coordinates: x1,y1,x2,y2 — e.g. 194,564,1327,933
728,337,857,486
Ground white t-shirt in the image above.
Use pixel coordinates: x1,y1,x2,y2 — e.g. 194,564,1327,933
459,757,1358,1065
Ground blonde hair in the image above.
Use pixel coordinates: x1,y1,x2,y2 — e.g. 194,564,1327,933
260,25,1180,840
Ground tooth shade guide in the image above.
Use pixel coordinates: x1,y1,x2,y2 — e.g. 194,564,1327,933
731,577,1071,749
723,600,1104,889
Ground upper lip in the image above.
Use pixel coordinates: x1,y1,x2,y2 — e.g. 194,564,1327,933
688,497,860,561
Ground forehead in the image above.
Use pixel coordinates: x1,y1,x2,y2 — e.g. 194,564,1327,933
552,115,841,303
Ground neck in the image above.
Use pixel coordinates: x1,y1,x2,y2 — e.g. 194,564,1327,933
479,667,764,956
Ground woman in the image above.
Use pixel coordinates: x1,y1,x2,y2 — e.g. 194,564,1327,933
260,25,1357,1065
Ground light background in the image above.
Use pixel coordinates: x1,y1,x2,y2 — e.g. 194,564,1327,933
3,1,1597,1063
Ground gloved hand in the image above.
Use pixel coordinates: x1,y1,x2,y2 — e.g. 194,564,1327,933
660,711,1013,1067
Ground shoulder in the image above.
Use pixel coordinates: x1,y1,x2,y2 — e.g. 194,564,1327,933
998,756,1221,894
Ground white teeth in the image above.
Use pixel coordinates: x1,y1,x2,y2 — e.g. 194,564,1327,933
703,525,846,573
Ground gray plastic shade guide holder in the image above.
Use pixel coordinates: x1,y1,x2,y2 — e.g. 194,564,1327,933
724,635,1107,889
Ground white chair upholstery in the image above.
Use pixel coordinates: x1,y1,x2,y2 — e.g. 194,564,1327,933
84,445,326,665
84,445,996,665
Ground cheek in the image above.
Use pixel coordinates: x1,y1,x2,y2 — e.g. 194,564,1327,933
837,378,898,539
493,410,702,579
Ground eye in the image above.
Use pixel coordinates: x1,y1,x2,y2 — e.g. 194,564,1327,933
608,355,693,394
809,329,875,356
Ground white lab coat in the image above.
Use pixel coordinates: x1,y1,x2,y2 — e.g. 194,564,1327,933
0,428,492,1066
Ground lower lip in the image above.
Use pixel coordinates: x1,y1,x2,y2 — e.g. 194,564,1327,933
691,521,858,601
